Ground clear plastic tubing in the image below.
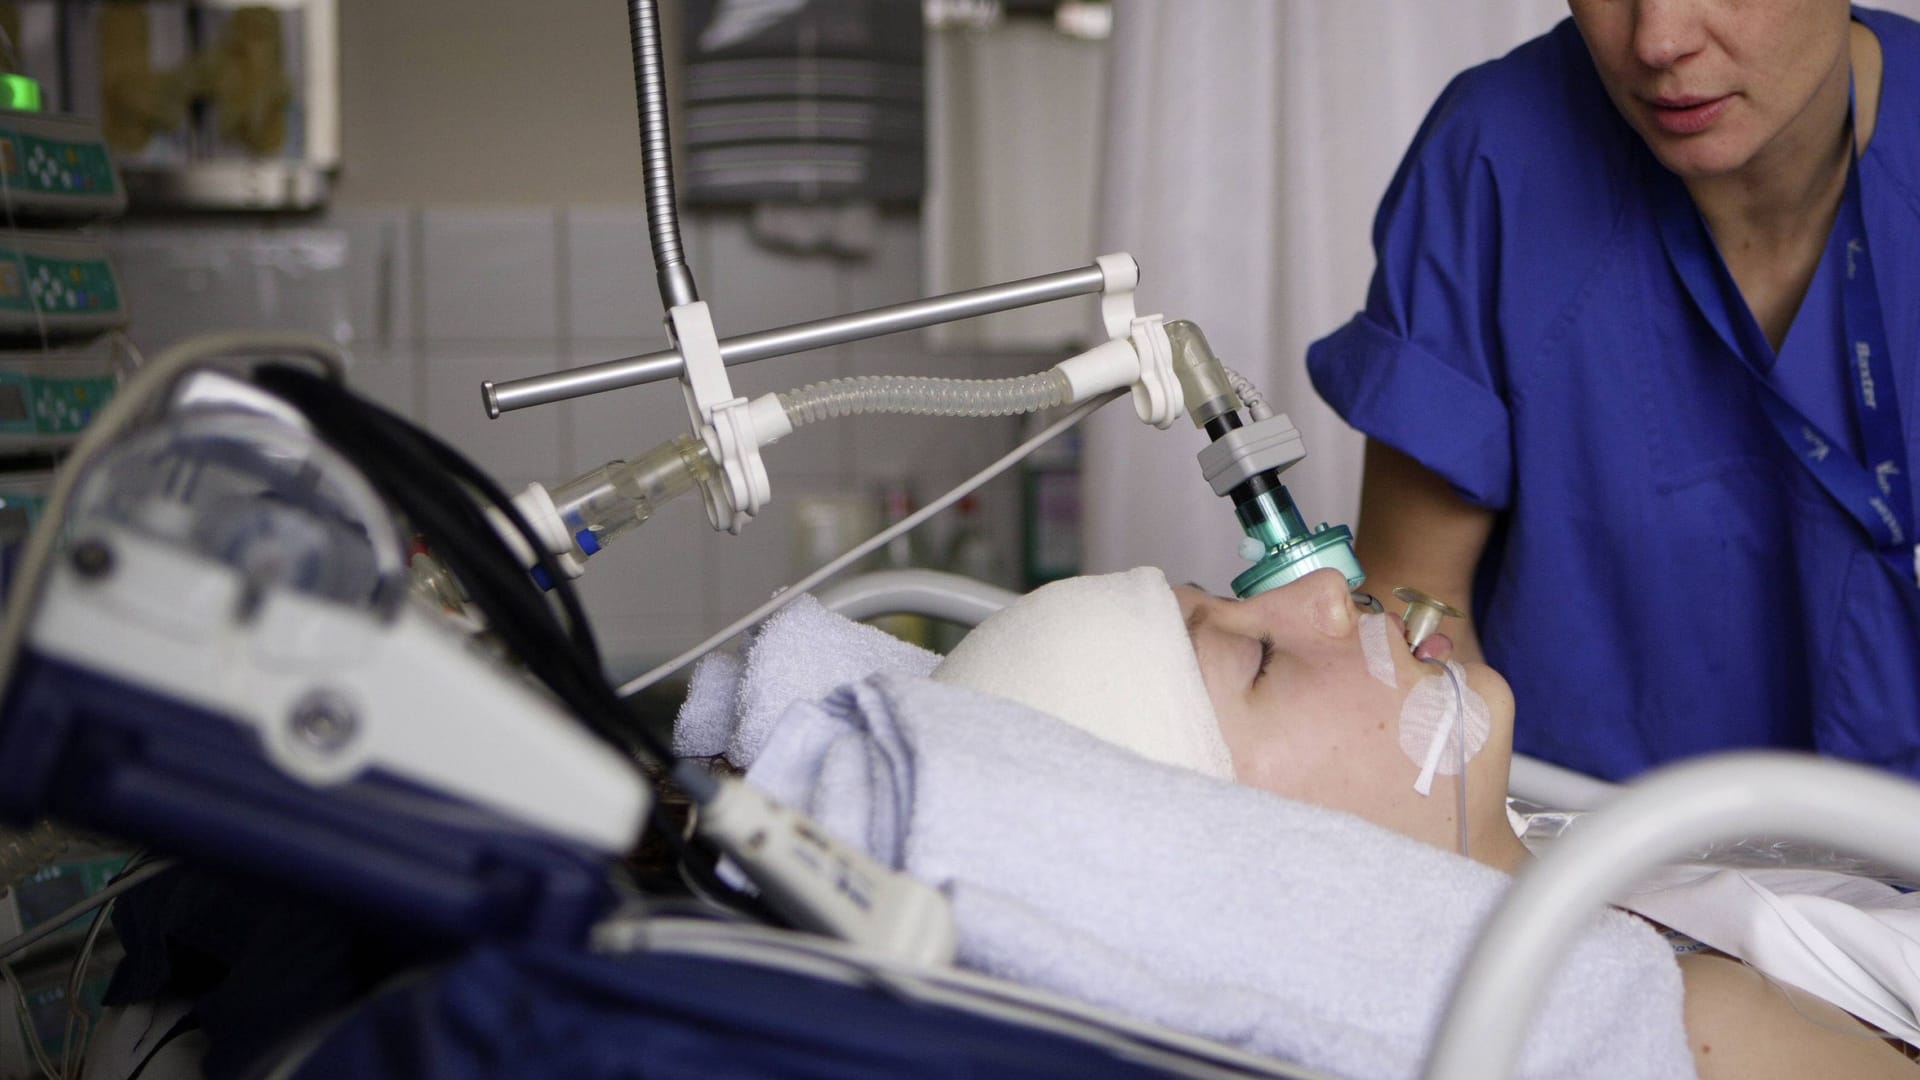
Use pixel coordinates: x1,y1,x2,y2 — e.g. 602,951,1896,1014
548,432,714,552
777,370,1073,427
1421,657,1471,858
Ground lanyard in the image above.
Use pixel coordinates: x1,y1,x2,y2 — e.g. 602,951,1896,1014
1653,142,1918,587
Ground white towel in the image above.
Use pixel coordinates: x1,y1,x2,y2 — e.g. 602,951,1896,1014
1618,866,1920,1046
673,593,940,766
746,673,1695,1080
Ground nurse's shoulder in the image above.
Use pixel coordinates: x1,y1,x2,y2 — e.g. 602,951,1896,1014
1367,18,1640,351
1858,7,1920,189
1400,18,1638,228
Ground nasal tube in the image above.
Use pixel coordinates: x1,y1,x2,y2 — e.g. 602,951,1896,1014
1173,320,1365,598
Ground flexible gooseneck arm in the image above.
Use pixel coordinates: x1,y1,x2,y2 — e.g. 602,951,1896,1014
627,0,698,310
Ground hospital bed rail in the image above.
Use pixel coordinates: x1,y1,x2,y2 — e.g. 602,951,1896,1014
1427,752,1920,1080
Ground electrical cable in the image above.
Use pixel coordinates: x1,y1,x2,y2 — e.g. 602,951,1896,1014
618,389,1128,699
0,859,175,965
58,851,151,1080
247,367,712,883
1,955,60,1080
251,367,640,752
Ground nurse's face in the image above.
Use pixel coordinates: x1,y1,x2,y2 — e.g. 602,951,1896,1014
1175,570,1519,865
1567,0,1853,180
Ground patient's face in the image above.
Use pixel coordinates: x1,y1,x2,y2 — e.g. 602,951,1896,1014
1175,569,1519,865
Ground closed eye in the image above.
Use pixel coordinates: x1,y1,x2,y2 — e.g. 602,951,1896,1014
1254,634,1275,684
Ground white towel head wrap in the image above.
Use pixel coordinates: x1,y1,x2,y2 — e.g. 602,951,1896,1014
931,567,1234,780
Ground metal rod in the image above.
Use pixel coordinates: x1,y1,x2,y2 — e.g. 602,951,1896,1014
484,261,1115,417
627,0,698,308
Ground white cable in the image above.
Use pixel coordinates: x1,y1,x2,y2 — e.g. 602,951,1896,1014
618,390,1126,698
57,852,146,1080
1221,365,1271,421
1,955,61,1080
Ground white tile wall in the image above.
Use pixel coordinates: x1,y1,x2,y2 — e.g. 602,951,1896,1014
703,212,841,338
343,343,421,422
333,207,417,350
420,208,562,341
110,203,1036,665
572,502,714,681
563,207,674,343
422,344,565,480
558,358,690,478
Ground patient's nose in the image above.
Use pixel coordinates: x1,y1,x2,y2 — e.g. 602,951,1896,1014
1293,568,1357,639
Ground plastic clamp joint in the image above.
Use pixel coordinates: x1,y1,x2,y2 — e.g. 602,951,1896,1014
1128,315,1182,429
671,301,771,533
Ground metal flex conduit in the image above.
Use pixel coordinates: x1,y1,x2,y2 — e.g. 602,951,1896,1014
482,261,1113,417
627,0,697,309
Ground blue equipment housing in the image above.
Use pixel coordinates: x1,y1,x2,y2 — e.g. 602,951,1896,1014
0,649,616,945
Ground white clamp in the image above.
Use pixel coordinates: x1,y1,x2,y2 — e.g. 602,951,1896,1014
1128,314,1182,429
671,302,772,534
1091,254,1181,428
1096,253,1140,342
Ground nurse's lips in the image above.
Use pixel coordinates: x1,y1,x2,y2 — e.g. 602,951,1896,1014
1647,94,1732,135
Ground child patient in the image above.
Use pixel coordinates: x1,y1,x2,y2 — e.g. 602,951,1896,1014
932,567,1919,1080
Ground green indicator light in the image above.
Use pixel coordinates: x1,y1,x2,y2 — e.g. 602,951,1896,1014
0,75,42,113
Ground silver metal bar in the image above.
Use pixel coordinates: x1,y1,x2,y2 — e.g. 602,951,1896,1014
483,261,1116,417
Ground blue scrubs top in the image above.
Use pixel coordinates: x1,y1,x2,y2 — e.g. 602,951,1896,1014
1308,8,1920,782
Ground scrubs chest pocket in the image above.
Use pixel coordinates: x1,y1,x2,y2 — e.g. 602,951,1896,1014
1634,356,1818,728
1815,549,1920,768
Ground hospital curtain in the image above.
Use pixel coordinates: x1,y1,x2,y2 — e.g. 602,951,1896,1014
1084,0,1583,586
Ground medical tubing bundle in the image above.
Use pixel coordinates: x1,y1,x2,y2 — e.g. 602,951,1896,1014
254,368,635,748
776,370,1074,427
248,369,790,915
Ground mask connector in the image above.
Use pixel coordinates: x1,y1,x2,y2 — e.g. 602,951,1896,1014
1177,321,1365,598
1394,586,1466,649
1196,409,1363,598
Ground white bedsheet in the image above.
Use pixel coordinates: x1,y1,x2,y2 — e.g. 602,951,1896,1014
1619,866,1920,1046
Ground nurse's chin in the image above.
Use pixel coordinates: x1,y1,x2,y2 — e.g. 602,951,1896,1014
1641,135,1768,184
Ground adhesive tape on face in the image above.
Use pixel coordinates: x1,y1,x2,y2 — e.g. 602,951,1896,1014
1398,661,1489,794
1359,613,1397,687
